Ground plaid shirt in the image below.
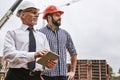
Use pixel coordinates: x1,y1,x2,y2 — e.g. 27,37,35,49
39,24,77,76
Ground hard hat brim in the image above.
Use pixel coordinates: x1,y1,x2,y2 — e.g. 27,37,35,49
43,11,64,19
16,1,39,17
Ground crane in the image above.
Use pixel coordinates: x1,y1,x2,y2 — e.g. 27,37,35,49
0,0,23,29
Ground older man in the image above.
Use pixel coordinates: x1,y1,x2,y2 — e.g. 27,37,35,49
3,1,56,80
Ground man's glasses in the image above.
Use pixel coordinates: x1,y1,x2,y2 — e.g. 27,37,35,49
23,9,40,15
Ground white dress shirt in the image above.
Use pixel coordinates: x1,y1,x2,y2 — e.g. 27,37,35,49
3,24,50,71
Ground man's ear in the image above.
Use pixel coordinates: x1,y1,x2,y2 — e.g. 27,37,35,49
20,12,25,18
47,15,52,21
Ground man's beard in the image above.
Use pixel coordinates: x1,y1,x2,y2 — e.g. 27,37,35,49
52,17,61,27
31,18,38,25
31,20,37,25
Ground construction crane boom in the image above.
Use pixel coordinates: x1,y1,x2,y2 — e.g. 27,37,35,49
0,0,23,29
59,0,81,8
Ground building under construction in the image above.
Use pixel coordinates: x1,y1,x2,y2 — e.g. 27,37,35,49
0,58,111,80
68,60,110,80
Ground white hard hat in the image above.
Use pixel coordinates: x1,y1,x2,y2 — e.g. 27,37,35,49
16,1,39,17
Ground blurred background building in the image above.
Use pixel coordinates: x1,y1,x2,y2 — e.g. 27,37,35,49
67,59,110,80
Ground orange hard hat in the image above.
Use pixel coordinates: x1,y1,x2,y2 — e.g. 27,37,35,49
43,5,64,19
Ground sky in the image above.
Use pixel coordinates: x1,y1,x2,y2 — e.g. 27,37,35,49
0,0,120,75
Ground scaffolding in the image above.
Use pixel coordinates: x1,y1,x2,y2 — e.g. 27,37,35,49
67,60,110,80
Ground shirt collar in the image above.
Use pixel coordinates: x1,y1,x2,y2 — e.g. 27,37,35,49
46,24,59,32
21,24,36,32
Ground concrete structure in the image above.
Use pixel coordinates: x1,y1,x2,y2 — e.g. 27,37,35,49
0,57,111,80
0,56,5,80
67,60,110,80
